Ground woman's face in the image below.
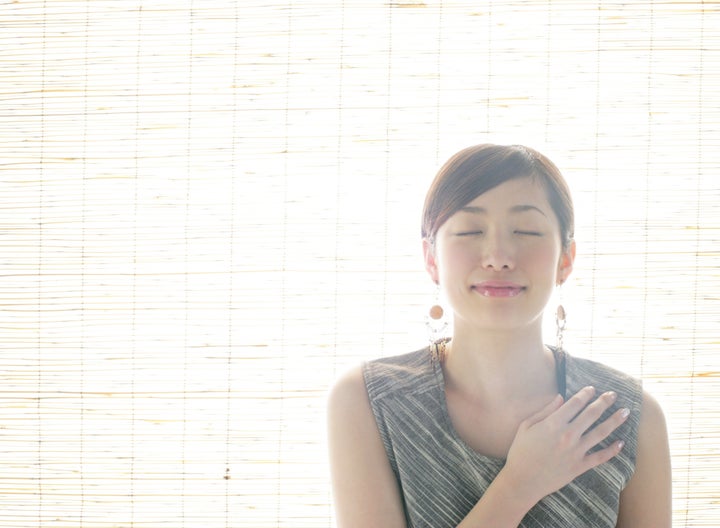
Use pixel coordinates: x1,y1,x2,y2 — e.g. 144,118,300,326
424,177,575,332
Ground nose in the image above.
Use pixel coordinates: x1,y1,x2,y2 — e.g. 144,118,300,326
480,231,515,271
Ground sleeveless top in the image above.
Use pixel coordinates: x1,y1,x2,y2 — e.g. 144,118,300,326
362,346,642,528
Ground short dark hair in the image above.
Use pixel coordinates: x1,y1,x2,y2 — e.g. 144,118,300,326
421,144,574,249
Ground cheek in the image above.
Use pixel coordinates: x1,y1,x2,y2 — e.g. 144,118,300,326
523,243,562,270
438,243,475,271
438,246,484,292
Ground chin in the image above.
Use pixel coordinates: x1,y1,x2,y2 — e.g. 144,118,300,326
457,309,544,333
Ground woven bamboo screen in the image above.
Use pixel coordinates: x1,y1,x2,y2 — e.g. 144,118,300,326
1,1,718,527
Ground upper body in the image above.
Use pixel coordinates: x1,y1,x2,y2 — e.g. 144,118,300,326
358,345,646,527
327,144,671,527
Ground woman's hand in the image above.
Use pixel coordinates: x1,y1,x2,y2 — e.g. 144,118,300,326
502,386,630,505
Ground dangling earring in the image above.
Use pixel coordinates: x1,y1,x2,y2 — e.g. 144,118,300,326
555,281,566,352
555,304,566,352
426,284,448,345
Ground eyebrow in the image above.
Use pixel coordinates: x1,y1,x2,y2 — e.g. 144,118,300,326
459,204,548,217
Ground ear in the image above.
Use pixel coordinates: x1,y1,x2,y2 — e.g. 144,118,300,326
422,238,440,285
556,239,576,286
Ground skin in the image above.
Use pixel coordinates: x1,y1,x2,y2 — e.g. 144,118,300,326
328,177,671,527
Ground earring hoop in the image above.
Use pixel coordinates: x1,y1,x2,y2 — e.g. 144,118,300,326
426,285,448,345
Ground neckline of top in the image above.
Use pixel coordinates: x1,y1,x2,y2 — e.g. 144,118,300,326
428,344,569,463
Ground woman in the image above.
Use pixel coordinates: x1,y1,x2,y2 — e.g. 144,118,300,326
327,144,671,527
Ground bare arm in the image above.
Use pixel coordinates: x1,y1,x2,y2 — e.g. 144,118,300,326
327,366,407,528
616,390,672,528
328,367,629,528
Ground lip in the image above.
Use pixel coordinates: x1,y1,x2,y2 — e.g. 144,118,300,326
472,281,526,298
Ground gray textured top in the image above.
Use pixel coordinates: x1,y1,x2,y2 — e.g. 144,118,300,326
362,346,642,528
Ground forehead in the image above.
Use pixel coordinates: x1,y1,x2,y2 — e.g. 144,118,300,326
460,177,552,212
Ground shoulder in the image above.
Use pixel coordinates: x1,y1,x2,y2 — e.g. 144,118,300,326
565,353,642,410
637,389,666,429
327,346,433,430
362,347,436,401
326,364,381,474
328,365,365,406
363,346,433,375
635,390,669,462
634,390,670,489
565,352,643,424
566,353,641,388
616,388,672,527
327,363,370,421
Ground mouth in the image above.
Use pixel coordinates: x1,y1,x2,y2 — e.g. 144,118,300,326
472,281,526,298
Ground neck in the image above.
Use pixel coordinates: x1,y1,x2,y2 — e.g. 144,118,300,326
441,320,558,404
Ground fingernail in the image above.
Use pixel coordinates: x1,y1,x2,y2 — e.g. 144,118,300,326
605,391,617,402
617,440,625,451
620,408,630,419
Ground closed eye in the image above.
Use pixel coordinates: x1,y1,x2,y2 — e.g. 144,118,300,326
457,231,483,236
514,230,542,236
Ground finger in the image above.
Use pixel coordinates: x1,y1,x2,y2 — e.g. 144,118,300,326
581,439,625,472
523,393,564,427
553,386,596,424
580,407,630,451
570,390,618,433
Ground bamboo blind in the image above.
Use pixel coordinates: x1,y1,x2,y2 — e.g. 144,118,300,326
1,1,718,527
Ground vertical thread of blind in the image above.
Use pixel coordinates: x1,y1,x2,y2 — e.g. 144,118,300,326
130,5,142,525
224,1,240,521
277,0,292,521
36,2,47,525
640,0,654,383
685,2,705,522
